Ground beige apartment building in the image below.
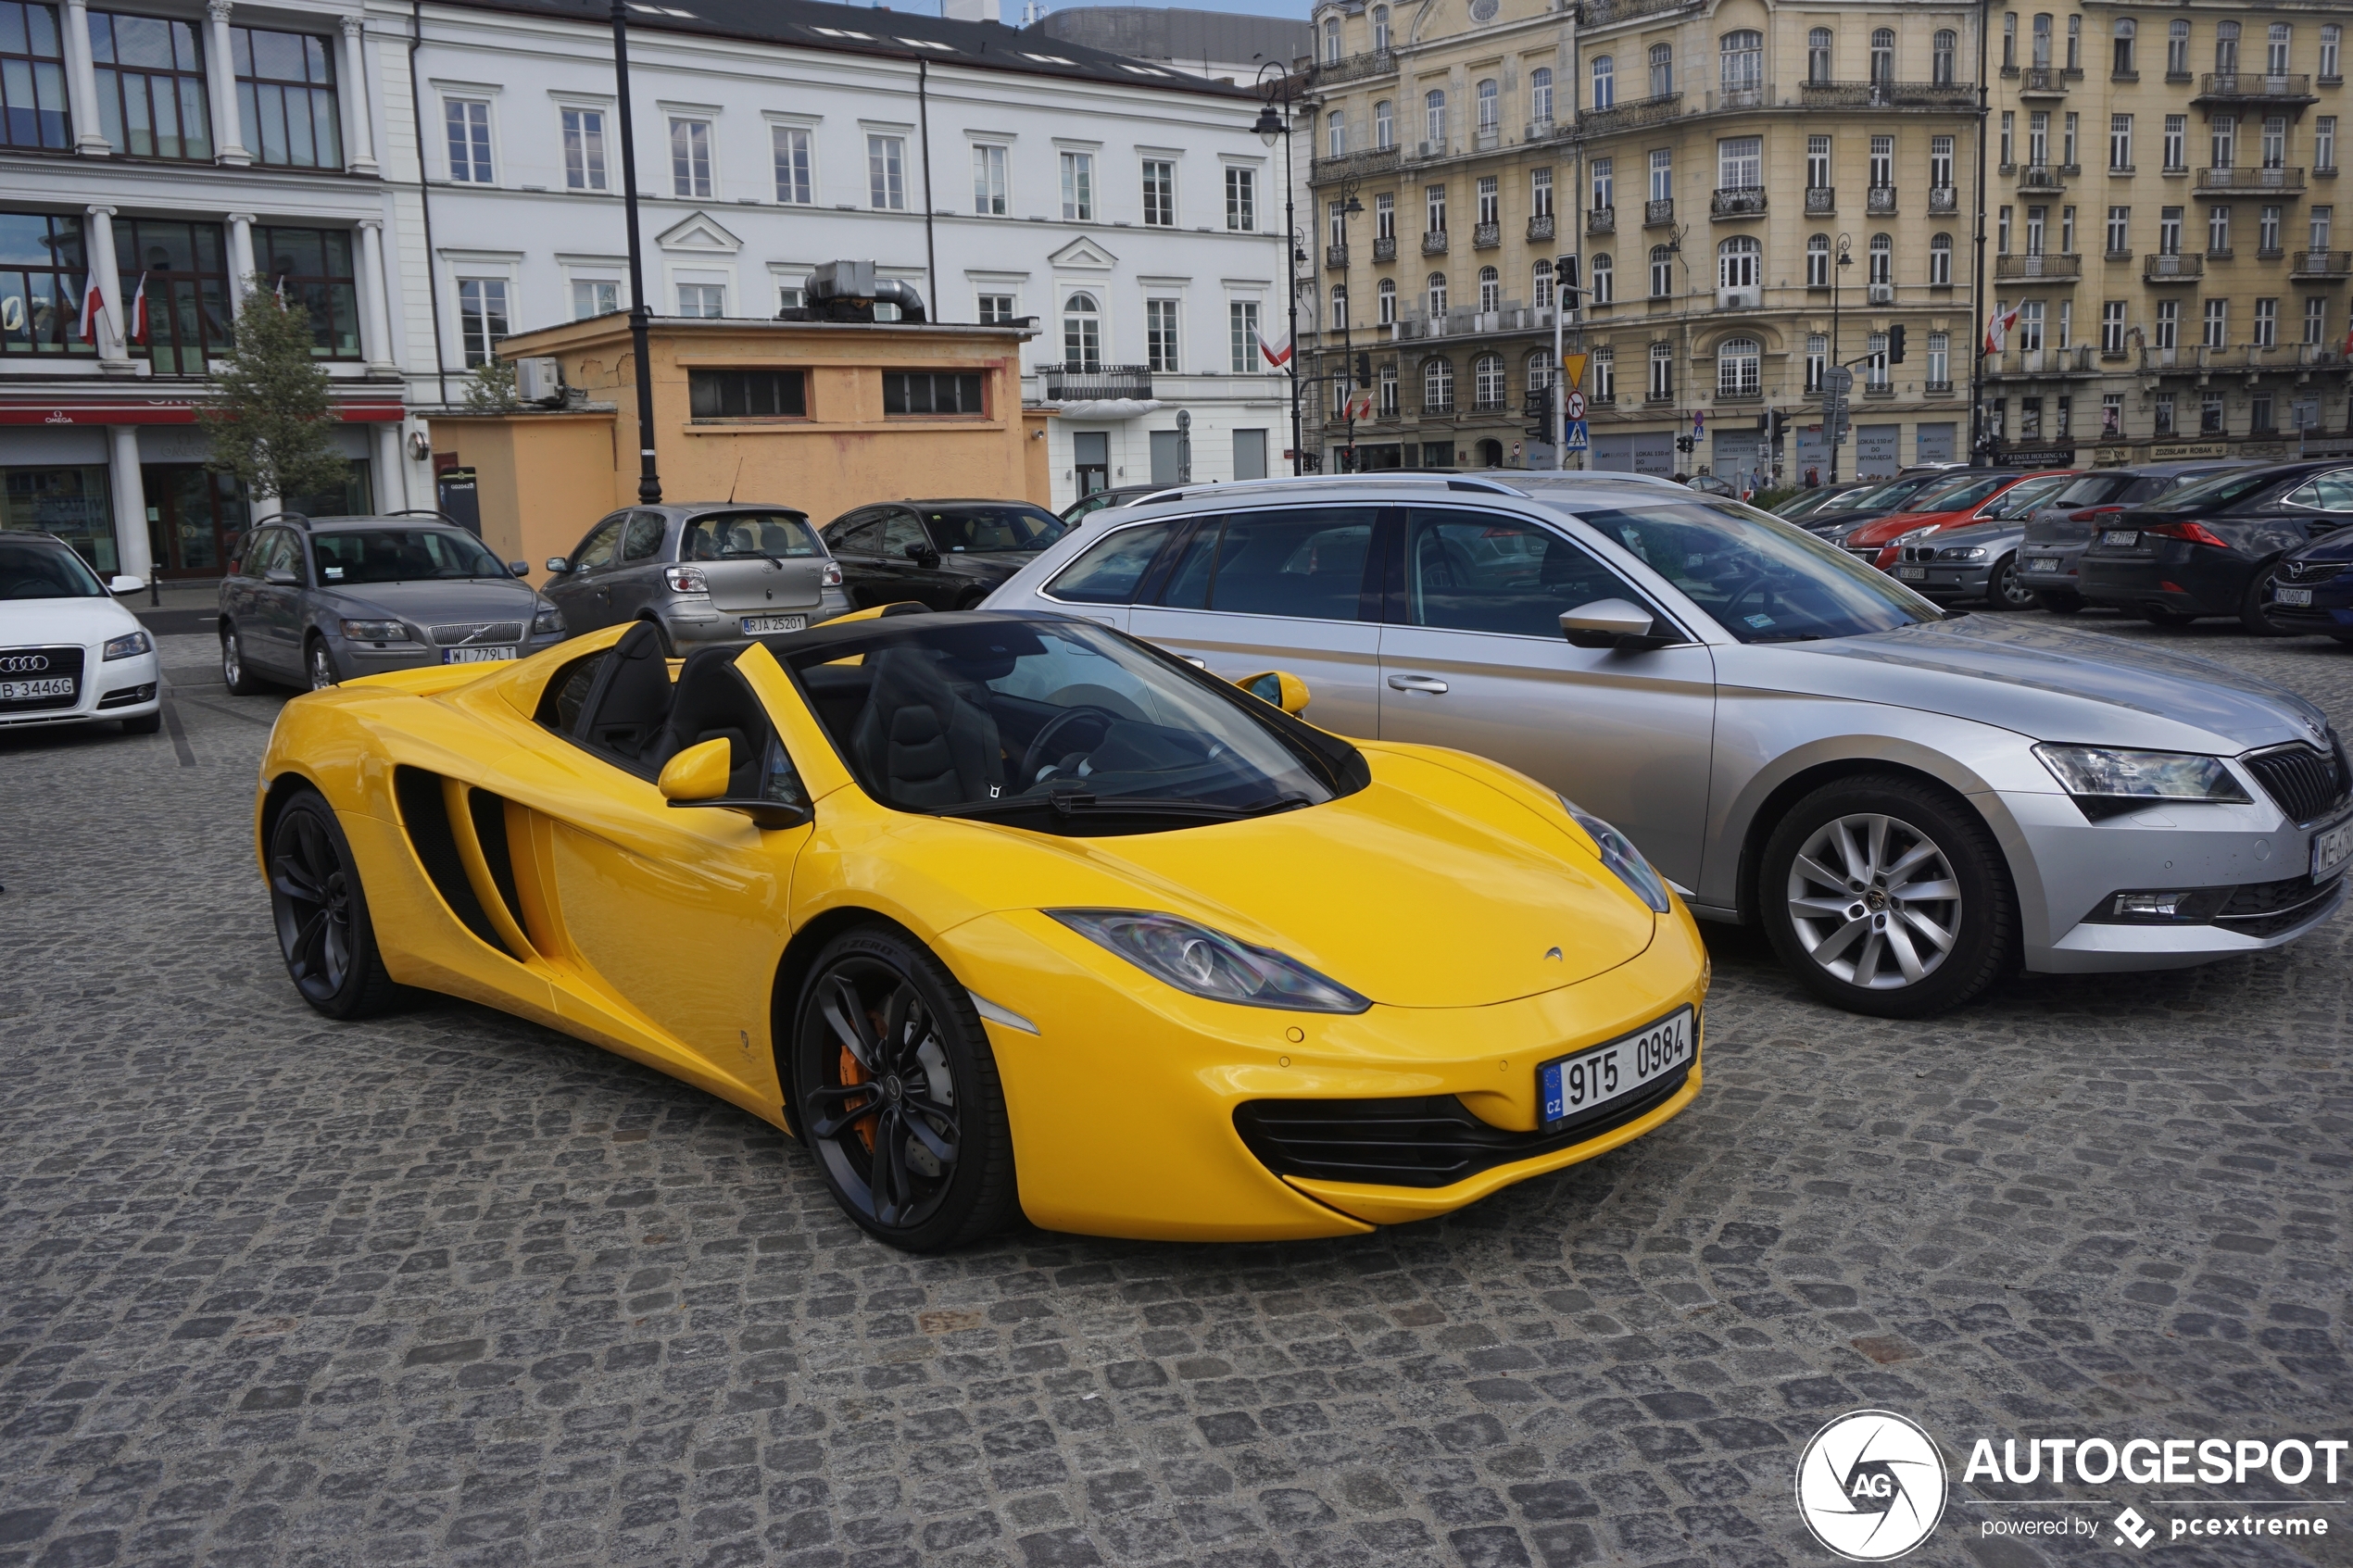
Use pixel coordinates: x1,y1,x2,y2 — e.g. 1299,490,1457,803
1982,2,2350,465
1298,0,1981,482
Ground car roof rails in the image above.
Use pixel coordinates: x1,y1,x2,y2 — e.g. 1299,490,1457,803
1123,472,1532,508
381,508,465,526
249,510,310,530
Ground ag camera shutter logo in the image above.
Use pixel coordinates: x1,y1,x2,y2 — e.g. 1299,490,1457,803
1795,1410,1948,1561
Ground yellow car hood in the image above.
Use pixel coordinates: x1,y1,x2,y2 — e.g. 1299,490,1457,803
988,748,1656,1010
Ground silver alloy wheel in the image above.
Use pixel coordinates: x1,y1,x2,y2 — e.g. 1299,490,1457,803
1993,555,2038,609
1784,812,1963,989
308,642,336,691
221,633,240,687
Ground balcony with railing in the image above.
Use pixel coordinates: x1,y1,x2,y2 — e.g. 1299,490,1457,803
1040,364,1153,400
1579,0,1701,26
1796,80,1979,110
1524,118,1570,145
1311,49,1395,88
1578,93,1684,137
1585,207,1615,235
1422,229,1449,255
1866,185,1897,214
1372,234,1397,261
1420,399,1456,418
2018,66,2067,95
1527,212,1555,243
2291,249,2353,279
2195,165,2306,194
1711,187,1768,218
1309,147,1402,185
1473,220,1502,248
2144,252,2203,281
2193,72,2317,106
1645,197,1675,227
1995,252,2082,282
2019,164,2064,191
1928,185,1958,214
1805,186,1835,214
1706,82,1772,112
1325,244,1350,270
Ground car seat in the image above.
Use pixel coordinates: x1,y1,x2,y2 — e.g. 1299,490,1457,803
850,646,1005,808
570,621,674,762
647,646,772,796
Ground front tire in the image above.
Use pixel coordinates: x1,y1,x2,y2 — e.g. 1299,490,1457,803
221,625,266,695
307,637,340,691
267,790,402,1019
2240,559,2296,637
1759,774,2015,1019
1988,554,2039,611
791,925,1016,1252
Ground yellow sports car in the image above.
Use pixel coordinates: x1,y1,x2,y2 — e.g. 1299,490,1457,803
254,609,1706,1250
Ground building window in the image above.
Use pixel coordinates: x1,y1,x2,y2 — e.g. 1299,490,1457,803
1378,276,1397,322
1649,148,1671,201
572,279,618,320
2158,205,2182,255
1649,44,1673,97
2104,205,2129,255
2249,390,2274,433
1592,344,1615,399
1997,205,2011,254
2032,13,2052,69
117,217,228,374
0,4,68,151
1718,135,1761,190
1807,134,1831,189
677,282,724,318
1226,166,1256,231
2319,118,2338,173
234,26,341,169
1145,298,1178,371
764,126,812,205
1530,168,1553,219
1865,331,1888,387
2269,24,2292,76
2153,393,2174,433
670,117,712,198
2201,392,2224,433
1472,352,1504,409
2003,11,2016,70
1720,30,1763,94
1227,299,1258,371
871,134,907,210
1062,291,1101,369
1871,28,1894,84
560,107,606,190
2167,19,2188,77
458,277,509,368
883,371,984,417
2211,115,2236,169
2215,20,2239,74
2260,205,2282,255
2202,297,2228,347
1648,342,1673,399
1426,183,1446,233
1476,77,1498,131
978,293,1015,325
1804,332,1825,391
91,11,209,159
1934,29,1957,84
1327,108,1345,158
1590,253,1613,305
2113,18,2135,75
1926,332,1949,384
1586,162,1608,212
255,227,359,358
1371,6,1389,52
2160,115,2185,172
0,210,90,356
1718,234,1758,289
2155,297,2178,348
2102,392,2123,434
1530,68,1553,123
1378,362,1398,415
1424,89,1445,147
445,98,492,183
1476,265,1500,311
2306,296,2327,345
1374,99,1392,149
1590,56,1614,111
689,369,805,419
2254,296,2277,347
1869,134,1893,188
1869,232,1891,284
2317,206,2337,253
2109,115,2132,170
1142,158,1175,226
1059,149,1092,220
1650,245,1673,297
2017,299,2044,351
1375,192,1395,240
2208,204,2231,255
1717,335,1759,396
1527,347,1553,395
1807,27,1831,84
2000,110,2014,167
1530,258,1554,310
1929,232,1953,284
1426,270,1447,315
1807,232,1831,287
1423,358,1453,411
974,144,1008,215
2066,14,2081,71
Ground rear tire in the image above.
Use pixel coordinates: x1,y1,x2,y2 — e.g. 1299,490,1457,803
2032,591,2083,615
2239,559,2296,637
1758,773,2015,1019
120,711,161,734
266,790,403,1020
221,625,267,695
1988,554,2039,610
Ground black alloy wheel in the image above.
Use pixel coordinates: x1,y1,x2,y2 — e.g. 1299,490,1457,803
267,790,402,1018
221,624,266,695
308,638,340,691
2239,558,2296,637
1988,554,2040,610
792,925,1015,1252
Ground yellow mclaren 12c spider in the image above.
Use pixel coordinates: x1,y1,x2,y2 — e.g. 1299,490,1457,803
254,608,1708,1250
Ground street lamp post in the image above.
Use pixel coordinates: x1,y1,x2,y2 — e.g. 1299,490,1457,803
610,0,661,504
1253,68,1302,476
1333,182,1363,468
1829,233,1852,483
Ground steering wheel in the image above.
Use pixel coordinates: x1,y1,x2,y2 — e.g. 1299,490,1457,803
1021,706,1122,787
1716,571,1793,628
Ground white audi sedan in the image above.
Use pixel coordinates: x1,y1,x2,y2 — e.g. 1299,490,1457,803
0,532,160,735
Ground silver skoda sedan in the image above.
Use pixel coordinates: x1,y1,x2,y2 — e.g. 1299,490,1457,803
981,472,2349,1017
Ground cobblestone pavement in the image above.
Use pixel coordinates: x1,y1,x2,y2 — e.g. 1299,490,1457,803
2,616,2350,1568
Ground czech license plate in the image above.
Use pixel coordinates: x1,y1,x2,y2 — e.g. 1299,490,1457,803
2276,586,2315,607
1540,1006,1695,1130
2025,556,2062,573
2311,812,2353,880
442,646,517,664
0,677,74,702
741,614,807,634
1896,566,1928,581
2102,529,2140,546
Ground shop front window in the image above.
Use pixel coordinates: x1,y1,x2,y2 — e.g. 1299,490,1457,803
2,465,115,573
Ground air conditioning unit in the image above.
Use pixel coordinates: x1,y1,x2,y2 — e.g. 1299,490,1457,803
1868,282,1895,304
1717,286,1760,310
515,357,564,406
1417,140,1441,157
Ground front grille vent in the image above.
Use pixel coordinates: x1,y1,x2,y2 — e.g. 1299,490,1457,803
2243,739,2350,826
2281,558,2346,584
431,621,524,646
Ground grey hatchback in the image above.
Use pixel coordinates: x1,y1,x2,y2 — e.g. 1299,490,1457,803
540,504,851,653
219,512,566,693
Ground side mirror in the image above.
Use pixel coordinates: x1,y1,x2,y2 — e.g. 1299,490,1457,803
1560,598,1667,651
264,567,299,587
107,574,145,594
904,542,939,565
510,560,531,578
658,736,812,830
1237,669,1311,715
545,556,571,574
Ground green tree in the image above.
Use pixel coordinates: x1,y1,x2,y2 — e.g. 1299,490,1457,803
196,279,347,504
462,354,522,413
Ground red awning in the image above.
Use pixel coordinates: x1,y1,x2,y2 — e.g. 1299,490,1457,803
0,401,406,425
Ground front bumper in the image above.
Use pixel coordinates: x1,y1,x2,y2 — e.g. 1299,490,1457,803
2078,551,2248,614
335,631,568,674
0,646,161,728
2261,580,2353,636
1893,560,2000,600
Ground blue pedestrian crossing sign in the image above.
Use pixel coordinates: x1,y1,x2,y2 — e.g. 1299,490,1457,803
1563,420,1589,451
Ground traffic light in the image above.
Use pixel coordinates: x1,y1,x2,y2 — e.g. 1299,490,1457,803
1675,435,1694,454
1756,409,1781,441
1887,324,1907,364
1356,351,1374,384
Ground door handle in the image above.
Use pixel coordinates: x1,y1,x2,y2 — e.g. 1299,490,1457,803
1388,674,1449,694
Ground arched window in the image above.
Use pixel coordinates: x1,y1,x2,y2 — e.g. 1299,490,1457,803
1720,30,1763,93
2067,14,2082,70
1528,346,1554,392
1934,29,1957,83
2112,18,2135,76
1478,265,1500,311
1718,335,1760,396
1424,89,1447,145
1530,68,1554,123
1327,109,1346,157
1870,28,1894,83
1532,257,1553,307
1869,232,1892,284
1378,277,1397,324
1591,55,1615,109
2031,14,2052,69
1648,341,1673,400
1371,6,1389,53
1590,252,1613,305
1374,100,1393,147
1427,270,1448,315
1322,17,1340,63
1592,343,1614,399
1477,78,1499,131
1929,232,1953,285
1806,232,1831,287
1330,284,1348,331
1648,44,1672,97
1473,352,1505,409
1808,27,1833,83
1063,292,1101,369
2215,19,2239,74
1424,357,1454,410
2168,19,2189,77
1718,234,1759,288
1649,245,1674,297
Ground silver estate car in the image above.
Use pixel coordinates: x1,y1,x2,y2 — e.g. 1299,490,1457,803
542,504,850,652
982,473,2350,1017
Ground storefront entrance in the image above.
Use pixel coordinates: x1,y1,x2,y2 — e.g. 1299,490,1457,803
143,464,246,578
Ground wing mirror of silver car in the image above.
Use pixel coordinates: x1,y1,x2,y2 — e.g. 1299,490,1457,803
545,556,571,574
1560,598,1667,651
107,574,145,594
264,567,299,587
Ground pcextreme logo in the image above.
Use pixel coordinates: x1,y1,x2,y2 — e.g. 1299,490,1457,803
1795,1411,1948,1562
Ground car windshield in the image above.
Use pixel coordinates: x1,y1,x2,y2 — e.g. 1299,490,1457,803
920,505,1068,554
2048,472,2136,507
1553,498,1943,644
683,511,821,560
309,528,508,585
1903,474,2018,514
1976,474,2075,520
2141,468,2286,514
0,537,104,598
781,617,1358,831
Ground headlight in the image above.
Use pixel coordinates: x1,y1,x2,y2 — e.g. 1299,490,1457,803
664,565,709,594
532,605,564,635
339,619,410,642
101,629,151,660
1049,909,1369,1013
1558,796,1673,913
1894,526,1936,545
822,560,845,588
2034,744,2251,821
1937,546,1988,560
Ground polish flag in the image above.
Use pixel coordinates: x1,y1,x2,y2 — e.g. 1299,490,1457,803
127,271,148,345
1983,300,2022,356
1257,327,1292,369
76,272,103,344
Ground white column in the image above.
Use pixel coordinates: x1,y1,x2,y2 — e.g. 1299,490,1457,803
372,420,407,511
205,0,250,166
83,205,130,367
336,17,376,174
107,426,153,581
60,0,107,156
355,219,396,371
227,211,256,308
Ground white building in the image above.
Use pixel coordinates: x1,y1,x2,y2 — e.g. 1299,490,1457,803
390,0,1295,509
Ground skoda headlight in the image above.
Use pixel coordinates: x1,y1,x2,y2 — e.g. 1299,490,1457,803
532,604,565,636
2034,744,2251,821
339,619,409,643
1558,796,1673,913
101,629,151,660
1049,909,1369,1013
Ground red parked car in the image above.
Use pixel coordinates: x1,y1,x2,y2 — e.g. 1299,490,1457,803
1841,470,2078,569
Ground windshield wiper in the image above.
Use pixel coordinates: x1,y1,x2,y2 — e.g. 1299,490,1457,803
720,548,792,567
